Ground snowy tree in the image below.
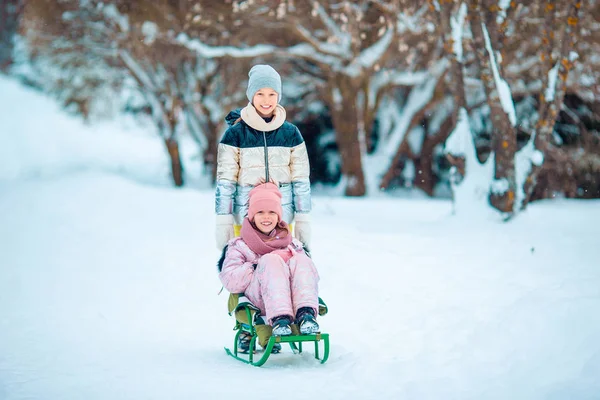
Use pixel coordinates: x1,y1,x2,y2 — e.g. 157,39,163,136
468,0,520,213
442,0,588,217
110,0,262,182
17,0,238,186
18,0,126,119
11,0,599,201
365,4,448,197
375,0,468,198
170,1,438,195
521,1,586,208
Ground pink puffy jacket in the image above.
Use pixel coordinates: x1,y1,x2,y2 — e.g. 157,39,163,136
218,237,307,294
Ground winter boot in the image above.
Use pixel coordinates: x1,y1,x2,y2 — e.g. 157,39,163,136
271,315,292,336
296,307,319,335
237,330,254,354
271,342,282,354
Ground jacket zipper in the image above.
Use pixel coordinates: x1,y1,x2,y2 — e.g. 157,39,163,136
263,131,270,182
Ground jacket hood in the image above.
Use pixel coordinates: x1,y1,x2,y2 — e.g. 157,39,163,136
225,108,242,126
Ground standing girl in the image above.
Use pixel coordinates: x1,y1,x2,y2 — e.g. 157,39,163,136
214,64,312,250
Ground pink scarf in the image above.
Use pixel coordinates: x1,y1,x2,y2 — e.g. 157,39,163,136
240,217,292,257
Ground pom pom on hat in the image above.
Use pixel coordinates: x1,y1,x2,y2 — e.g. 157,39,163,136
246,65,282,103
248,183,283,221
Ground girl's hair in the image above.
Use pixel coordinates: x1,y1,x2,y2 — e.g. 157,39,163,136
234,117,242,125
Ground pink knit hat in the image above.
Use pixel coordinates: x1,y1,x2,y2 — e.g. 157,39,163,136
248,183,283,221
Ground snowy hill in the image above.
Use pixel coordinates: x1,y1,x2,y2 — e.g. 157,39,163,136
1,76,600,400
0,75,203,187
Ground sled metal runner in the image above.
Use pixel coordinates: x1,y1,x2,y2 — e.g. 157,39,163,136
224,307,330,366
224,331,330,367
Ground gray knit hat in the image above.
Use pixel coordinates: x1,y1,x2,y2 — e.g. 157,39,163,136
246,65,282,103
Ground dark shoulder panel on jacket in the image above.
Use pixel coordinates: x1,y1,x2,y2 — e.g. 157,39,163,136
285,122,305,146
220,124,242,147
267,122,305,147
226,121,306,149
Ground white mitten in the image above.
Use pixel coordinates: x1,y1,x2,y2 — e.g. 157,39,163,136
215,214,235,250
293,213,311,247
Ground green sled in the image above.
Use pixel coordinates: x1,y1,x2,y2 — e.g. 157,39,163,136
224,295,330,367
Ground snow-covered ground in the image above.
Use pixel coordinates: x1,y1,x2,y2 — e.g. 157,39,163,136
1,76,600,400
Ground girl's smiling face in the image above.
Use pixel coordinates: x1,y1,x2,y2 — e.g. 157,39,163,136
252,88,278,117
253,210,279,234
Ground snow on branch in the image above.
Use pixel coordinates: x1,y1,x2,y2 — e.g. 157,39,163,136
380,61,447,158
397,5,429,34
445,108,475,159
285,43,342,68
544,61,559,102
119,50,156,91
481,23,517,126
352,25,394,71
118,50,171,134
177,33,275,58
370,69,428,99
293,23,346,57
99,3,129,33
515,135,544,211
141,21,158,45
311,2,350,49
179,32,342,69
445,108,495,216
384,78,435,155
370,59,447,105
496,0,511,25
450,3,468,62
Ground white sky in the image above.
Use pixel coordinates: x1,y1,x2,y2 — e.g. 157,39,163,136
1,76,600,400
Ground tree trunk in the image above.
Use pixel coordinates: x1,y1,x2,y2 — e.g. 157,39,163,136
379,73,446,193
414,144,435,195
471,3,517,213
379,105,424,191
326,73,366,196
193,99,222,181
0,0,23,72
379,137,413,191
522,1,583,208
437,1,469,197
415,115,456,195
165,137,184,187
204,120,221,181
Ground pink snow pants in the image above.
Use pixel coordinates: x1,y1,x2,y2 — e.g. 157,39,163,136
244,252,319,325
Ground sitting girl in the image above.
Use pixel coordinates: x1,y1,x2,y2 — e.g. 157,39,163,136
218,182,320,346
